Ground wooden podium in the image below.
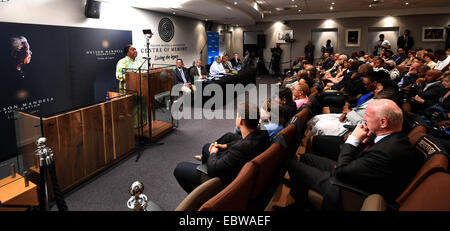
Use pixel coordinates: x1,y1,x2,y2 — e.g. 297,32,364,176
125,69,175,141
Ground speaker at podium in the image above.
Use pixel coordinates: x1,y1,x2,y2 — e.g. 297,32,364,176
125,68,175,142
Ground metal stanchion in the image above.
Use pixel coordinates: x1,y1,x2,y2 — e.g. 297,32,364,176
127,181,148,211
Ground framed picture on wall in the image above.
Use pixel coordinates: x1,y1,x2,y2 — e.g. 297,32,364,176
276,30,293,43
422,27,445,42
345,29,361,47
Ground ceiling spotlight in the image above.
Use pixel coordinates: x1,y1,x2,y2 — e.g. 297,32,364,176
331,2,335,5
405,2,409,5
234,1,238,5
330,6,334,10
369,4,372,7
298,9,302,12
172,12,176,15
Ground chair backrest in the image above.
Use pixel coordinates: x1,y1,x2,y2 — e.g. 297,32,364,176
175,177,222,211
396,153,448,204
399,172,450,211
198,162,257,211
250,142,286,201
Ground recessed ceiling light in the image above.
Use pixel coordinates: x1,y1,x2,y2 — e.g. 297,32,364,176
291,0,295,2
330,6,334,10
172,12,176,15
234,1,238,5
405,2,409,5
369,4,372,7
331,2,335,5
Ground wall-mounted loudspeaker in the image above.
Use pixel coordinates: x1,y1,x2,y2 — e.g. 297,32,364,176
85,0,100,19
205,21,213,31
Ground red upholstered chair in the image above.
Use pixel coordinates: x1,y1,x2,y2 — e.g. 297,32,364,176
198,162,257,211
399,172,450,211
362,172,450,211
175,177,223,211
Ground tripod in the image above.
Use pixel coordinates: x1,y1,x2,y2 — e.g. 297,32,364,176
135,30,164,162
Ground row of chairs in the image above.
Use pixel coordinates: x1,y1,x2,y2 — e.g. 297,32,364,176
175,106,311,211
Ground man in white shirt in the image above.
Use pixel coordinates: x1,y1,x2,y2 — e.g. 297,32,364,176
374,34,391,56
434,49,450,72
209,56,226,76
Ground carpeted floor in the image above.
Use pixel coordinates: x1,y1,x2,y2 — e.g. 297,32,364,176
57,75,279,211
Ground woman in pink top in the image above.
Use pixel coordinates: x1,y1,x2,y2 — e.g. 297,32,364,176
293,83,309,110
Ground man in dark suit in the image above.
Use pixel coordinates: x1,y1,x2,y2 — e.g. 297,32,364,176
285,99,424,210
189,59,208,80
397,29,414,52
173,103,271,193
411,69,446,112
173,58,196,93
392,47,407,65
304,40,315,64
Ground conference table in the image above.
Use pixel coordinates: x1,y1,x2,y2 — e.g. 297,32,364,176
193,67,257,107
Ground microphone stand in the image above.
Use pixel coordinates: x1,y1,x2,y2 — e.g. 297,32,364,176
135,35,164,162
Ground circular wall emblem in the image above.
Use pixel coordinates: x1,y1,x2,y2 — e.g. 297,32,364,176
158,18,175,42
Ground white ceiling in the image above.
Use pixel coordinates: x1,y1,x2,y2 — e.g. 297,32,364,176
99,0,450,25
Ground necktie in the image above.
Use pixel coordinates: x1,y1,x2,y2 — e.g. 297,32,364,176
179,68,187,83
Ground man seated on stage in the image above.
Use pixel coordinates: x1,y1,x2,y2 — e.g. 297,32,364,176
189,59,208,80
173,103,271,193
284,99,423,210
116,44,143,92
209,56,226,76
230,53,242,69
174,58,196,94
222,54,233,73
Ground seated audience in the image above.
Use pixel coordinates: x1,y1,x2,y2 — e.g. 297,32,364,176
173,103,270,193
173,58,196,93
230,53,242,69
400,49,418,67
410,69,445,113
189,59,208,79
222,54,233,73
392,47,407,65
209,56,226,75
385,60,400,81
435,49,450,72
308,72,390,136
276,87,299,126
424,52,437,70
260,98,285,141
292,83,310,110
285,99,424,210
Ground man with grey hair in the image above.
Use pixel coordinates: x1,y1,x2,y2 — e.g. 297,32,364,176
385,60,400,80
284,99,423,210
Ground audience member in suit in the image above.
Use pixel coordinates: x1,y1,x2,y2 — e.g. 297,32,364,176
173,58,196,94
189,59,208,80
392,48,407,66
276,87,299,126
222,54,233,73
173,103,271,193
230,53,242,69
320,52,335,72
397,29,414,52
410,69,446,112
285,99,424,210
